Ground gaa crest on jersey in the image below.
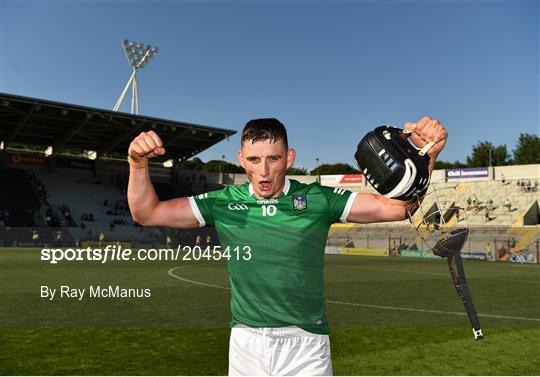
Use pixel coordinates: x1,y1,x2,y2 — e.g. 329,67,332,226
292,195,307,211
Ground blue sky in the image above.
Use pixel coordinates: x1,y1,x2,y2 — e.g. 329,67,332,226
2,0,538,170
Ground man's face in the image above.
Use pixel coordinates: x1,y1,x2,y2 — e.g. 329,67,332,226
238,138,295,199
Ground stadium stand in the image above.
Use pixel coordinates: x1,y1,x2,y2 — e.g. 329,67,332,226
1,161,537,262
0,168,44,226
0,158,223,248
320,170,539,263
0,92,236,247
0,91,536,262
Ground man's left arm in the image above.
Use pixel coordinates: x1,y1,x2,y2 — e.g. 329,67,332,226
346,116,448,224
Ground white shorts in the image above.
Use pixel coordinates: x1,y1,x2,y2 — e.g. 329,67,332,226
228,323,333,376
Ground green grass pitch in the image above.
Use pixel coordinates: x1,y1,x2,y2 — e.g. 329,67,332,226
1,248,539,375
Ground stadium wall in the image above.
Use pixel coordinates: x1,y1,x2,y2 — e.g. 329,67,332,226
494,164,540,180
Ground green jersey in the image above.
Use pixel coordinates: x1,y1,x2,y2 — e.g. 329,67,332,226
189,179,356,334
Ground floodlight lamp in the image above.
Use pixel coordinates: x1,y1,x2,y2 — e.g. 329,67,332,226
163,159,173,168
44,146,53,156
85,150,97,160
122,39,158,70
0,141,4,150
116,39,159,114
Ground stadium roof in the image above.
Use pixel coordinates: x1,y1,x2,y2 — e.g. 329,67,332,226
0,92,236,162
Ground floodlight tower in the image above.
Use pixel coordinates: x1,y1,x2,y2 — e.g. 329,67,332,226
113,39,158,115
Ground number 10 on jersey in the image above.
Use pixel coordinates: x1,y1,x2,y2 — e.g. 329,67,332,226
261,205,277,217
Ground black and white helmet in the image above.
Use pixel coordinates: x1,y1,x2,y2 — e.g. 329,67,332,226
354,125,432,201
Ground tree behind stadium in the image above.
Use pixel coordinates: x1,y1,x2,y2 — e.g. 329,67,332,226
466,141,511,167
513,133,540,165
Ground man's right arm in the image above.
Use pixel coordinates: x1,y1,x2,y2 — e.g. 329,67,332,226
127,131,199,229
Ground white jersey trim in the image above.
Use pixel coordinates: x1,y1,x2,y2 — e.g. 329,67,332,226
188,196,206,227
339,191,358,223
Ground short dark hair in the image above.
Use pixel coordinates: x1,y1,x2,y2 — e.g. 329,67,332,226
241,118,288,148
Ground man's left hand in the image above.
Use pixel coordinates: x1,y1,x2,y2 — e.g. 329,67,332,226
404,116,448,159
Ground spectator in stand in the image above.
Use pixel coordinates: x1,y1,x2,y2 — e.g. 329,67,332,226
472,194,478,208
486,198,494,211
32,230,39,246
504,198,512,212
55,231,63,247
62,207,74,226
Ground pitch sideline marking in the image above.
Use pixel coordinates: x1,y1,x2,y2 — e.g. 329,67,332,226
351,265,540,284
325,300,540,322
168,266,230,290
167,266,540,322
